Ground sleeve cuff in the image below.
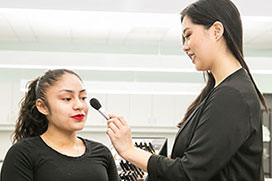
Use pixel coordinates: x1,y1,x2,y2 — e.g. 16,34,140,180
147,154,159,178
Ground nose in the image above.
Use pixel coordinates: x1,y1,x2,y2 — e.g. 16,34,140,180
183,41,190,52
73,98,84,110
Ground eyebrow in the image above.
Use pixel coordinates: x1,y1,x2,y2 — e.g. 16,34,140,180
58,89,86,93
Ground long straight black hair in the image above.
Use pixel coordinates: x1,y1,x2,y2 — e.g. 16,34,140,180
13,69,82,143
178,0,268,127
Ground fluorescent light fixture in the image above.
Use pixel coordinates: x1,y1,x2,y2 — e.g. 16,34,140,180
0,8,181,39
20,79,204,95
3,63,272,75
0,63,199,73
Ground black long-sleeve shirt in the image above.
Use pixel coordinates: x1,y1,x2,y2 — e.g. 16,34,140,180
1,136,119,181
147,68,263,181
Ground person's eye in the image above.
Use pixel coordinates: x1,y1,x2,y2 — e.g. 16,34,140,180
63,98,71,101
185,34,191,39
81,97,87,101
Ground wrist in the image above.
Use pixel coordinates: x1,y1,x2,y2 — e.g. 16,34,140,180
120,146,152,171
121,145,136,161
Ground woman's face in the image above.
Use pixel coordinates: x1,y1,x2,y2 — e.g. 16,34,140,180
43,73,88,133
182,16,217,71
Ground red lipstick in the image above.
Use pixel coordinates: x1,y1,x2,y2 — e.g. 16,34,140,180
71,114,85,120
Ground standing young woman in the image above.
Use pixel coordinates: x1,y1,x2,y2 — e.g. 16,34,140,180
1,69,118,181
106,0,267,180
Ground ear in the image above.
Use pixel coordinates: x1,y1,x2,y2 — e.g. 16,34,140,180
36,99,49,115
212,21,224,40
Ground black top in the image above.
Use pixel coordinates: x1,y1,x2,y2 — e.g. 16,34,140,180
147,68,263,181
1,136,119,181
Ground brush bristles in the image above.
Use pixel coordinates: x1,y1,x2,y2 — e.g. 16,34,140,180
90,98,101,110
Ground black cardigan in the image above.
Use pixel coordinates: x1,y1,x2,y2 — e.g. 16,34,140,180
147,68,263,181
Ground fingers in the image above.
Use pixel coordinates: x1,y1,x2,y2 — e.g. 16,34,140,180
108,113,118,119
107,115,130,138
106,127,119,145
108,121,119,134
107,115,127,128
117,116,126,126
106,127,114,137
106,115,134,158
107,118,122,131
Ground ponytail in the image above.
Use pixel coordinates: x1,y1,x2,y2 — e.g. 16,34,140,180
13,78,48,143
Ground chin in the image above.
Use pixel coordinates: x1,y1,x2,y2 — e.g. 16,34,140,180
195,66,204,71
74,127,84,132
74,122,86,131
195,65,208,72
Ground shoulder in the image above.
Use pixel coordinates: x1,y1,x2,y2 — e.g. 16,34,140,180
3,137,41,166
202,72,260,126
201,83,251,121
207,85,246,108
213,68,260,104
8,136,41,154
81,138,112,154
80,138,115,163
208,69,260,112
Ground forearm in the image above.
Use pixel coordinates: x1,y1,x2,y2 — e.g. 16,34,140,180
122,147,152,172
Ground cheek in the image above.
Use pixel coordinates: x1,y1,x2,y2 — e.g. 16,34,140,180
188,36,200,50
50,103,69,117
85,104,89,113
196,37,212,56
187,39,192,48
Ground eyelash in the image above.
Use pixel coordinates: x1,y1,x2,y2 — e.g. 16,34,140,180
62,97,87,101
185,34,191,39
182,33,191,44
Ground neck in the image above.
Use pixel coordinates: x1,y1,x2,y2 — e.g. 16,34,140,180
40,126,85,157
42,127,78,147
210,51,242,87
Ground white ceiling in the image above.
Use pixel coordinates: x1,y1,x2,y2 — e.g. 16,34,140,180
0,0,272,56
1,0,272,16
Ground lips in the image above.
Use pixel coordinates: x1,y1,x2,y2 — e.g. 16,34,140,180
188,53,196,63
71,114,85,120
